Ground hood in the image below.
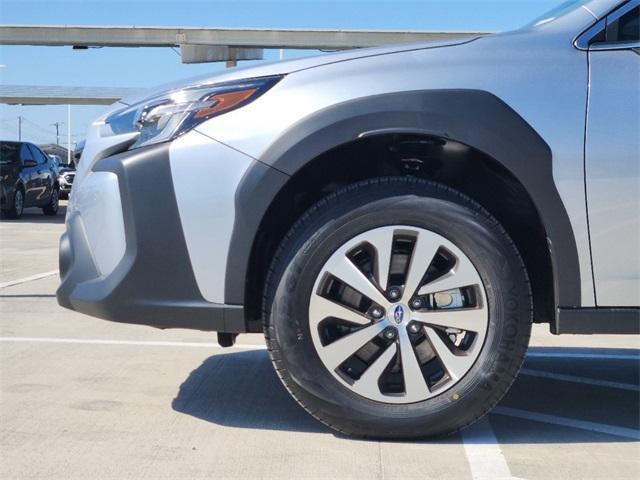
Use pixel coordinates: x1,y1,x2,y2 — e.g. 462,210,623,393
117,35,481,107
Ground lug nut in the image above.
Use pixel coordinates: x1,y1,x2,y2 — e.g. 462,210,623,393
408,322,421,334
410,297,423,309
370,307,384,319
383,328,397,340
388,287,401,301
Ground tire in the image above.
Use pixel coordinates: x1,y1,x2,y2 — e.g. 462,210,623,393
5,188,25,219
42,188,59,216
263,177,532,439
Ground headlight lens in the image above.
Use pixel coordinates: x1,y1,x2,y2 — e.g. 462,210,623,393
103,75,282,149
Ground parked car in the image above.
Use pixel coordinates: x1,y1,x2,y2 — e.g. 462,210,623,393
57,0,639,439
47,154,62,176
57,162,76,199
1,141,60,218
73,139,84,165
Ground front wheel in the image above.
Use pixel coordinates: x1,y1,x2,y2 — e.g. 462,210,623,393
5,188,24,219
263,177,532,439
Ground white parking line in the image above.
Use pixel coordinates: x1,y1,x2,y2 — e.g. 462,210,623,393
493,406,640,440
0,270,59,289
2,336,637,361
520,368,639,392
528,351,640,361
461,417,515,480
0,336,267,349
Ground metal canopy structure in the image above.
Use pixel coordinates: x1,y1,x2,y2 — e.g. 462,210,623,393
0,24,490,63
0,85,146,105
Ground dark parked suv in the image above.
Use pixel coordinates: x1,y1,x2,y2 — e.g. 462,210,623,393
0,141,60,219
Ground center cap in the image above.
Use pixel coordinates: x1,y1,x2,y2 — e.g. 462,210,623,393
388,304,410,325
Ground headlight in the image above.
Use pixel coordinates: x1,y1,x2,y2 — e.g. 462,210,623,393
103,75,282,149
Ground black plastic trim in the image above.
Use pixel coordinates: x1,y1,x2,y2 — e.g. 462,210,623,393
228,89,582,309
554,308,640,334
56,143,245,333
225,161,289,305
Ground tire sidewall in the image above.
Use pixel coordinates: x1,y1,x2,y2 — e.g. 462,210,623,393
15,189,24,216
51,188,59,212
10,189,24,219
268,181,532,437
44,188,59,215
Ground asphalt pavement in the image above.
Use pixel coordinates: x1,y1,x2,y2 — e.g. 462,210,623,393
1,204,638,479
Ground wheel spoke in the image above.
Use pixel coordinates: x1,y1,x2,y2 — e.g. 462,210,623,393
309,293,371,327
402,232,441,303
398,327,430,399
320,321,389,370
418,254,481,296
366,227,394,291
424,326,474,382
352,343,397,398
412,306,487,333
324,254,389,307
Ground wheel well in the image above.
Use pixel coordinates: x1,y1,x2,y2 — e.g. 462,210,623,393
244,133,554,331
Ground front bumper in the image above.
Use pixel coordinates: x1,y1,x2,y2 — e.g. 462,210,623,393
56,142,245,333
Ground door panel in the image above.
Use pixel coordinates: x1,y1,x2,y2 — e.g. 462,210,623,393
20,144,39,206
586,48,640,306
27,144,50,205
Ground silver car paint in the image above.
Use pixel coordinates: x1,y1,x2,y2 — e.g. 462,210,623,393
585,47,640,306
192,5,612,306
73,115,138,185
74,0,629,308
117,38,477,107
168,130,255,303
67,119,139,280
68,171,126,278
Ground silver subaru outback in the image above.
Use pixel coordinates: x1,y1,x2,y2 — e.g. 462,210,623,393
57,0,639,438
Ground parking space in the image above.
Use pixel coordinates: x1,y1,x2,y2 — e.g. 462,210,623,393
1,212,639,479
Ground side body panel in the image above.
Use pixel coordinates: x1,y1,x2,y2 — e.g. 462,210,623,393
586,48,640,306
20,144,39,206
31,145,54,206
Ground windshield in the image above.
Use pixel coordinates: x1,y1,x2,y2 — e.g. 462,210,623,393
523,0,593,28
0,142,20,165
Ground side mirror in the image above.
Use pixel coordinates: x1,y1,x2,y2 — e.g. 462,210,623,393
23,159,37,168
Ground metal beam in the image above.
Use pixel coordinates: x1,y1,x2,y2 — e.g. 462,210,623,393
0,25,490,50
0,85,146,105
179,45,263,64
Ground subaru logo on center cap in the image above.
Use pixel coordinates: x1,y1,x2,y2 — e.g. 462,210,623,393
393,305,404,324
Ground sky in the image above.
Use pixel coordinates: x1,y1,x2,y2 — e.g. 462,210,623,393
0,0,564,147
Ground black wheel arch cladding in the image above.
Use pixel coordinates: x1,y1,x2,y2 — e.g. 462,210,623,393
226,88,581,313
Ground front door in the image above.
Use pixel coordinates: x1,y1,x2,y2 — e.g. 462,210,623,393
20,144,40,207
585,1,640,306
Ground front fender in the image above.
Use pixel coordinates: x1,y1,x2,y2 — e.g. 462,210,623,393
226,89,581,310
